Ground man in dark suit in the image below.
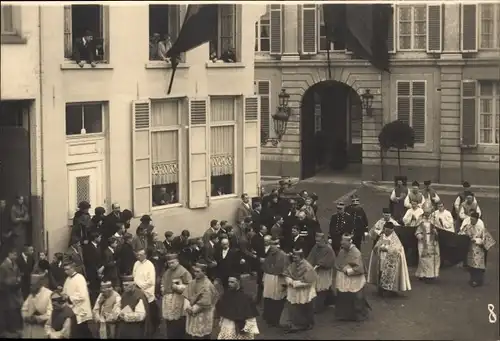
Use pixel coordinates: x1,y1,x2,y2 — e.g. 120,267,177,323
215,238,245,289
235,193,253,238
102,203,122,244
64,236,86,276
48,252,66,290
102,237,120,291
73,29,97,68
295,211,322,257
83,232,104,304
17,244,35,299
172,230,191,253
202,220,221,245
251,200,263,232
283,226,306,254
329,202,355,255
163,231,175,253
202,233,219,280
251,225,268,304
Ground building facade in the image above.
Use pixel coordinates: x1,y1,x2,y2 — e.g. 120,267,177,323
1,4,265,254
254,4,500,185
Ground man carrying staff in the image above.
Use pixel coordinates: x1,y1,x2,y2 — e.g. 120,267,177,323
367,222,412,297
307,232,336,313
262,239,290,327
334,234,370,321
282,249,318,334
161,253,192,339
183,260,218,339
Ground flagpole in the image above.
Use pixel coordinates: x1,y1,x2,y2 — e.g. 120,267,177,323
167,55,179,95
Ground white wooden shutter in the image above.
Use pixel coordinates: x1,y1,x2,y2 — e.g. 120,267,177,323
270,4,283,55
243,96,261,198
426,4,442,53
460,80,478,148
396,81,411,125
411,81,426,144
63,5,72,58
301,5,318,55
132,100,152,217
188,99,210,208
387,5,396,53
461,4,478,53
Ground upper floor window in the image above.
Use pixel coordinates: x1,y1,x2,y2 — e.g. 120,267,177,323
318,6,345,52
1,5,14,34
64,5,109,65
397,5,426,51
65,103,104,136
255,6,270,52
396,80,427,144
479,4,500,49
478,81,500,144
149,5,180,62
210,5,238,62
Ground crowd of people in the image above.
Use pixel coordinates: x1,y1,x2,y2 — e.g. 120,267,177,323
0,177,496,339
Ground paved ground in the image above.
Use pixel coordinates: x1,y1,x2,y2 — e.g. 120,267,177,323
253,183,499,340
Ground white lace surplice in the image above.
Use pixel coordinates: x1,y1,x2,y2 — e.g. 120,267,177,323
286,283,316,305
217,317,260,340
262,273,286,300
162,293,185,321
315,268,333,291
335,270,366,293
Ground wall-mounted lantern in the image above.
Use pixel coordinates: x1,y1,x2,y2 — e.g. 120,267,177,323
361,89,374,117
262,88,291,146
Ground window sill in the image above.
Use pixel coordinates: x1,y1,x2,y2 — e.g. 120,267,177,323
1,34,27,44
210,194,238,201
60,62,114,70
152,203,183,211
145,61,190,69
66,134,105,141
205,62,245,69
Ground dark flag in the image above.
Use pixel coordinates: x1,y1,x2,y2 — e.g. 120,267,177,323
166,5,218,94
323,4,392,72
394,225,418,266
438,230,470,268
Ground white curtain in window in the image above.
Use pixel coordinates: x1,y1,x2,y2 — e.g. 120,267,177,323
151,100,179,127
211,97,235,122
210,125,234,176
151,130,179,184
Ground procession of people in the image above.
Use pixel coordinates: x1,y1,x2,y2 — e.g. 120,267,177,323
0,177,496,339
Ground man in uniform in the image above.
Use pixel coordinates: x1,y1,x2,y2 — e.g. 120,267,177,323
328,202,354,255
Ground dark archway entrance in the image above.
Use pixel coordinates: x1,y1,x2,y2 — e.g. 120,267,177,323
300,81,362,180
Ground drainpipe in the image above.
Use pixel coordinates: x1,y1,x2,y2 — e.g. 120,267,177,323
37,5,47,254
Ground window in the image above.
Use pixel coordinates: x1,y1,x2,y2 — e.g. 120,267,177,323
317,6,345,52
398,5,426,50
255,6,270,52
396,81,426,144
210,97,236,197
65,103,104,136
150,99,182,207
148,5,180,61
1,5,14,34
64,5,108,62
210,5,237,61
478,81,500,144
479,4,500,49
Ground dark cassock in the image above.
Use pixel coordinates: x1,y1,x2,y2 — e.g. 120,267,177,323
45,292,77,339
216,274,260,340
116,275,151,339
329,202,355,255
334,234,370,322
183,262,219,339
306,232,336,313
262,240,290,327
345,196,369,250
389,176,408,224
367,222,412,297
92,281,121,339
161,253,192,339
281,249,318,333
451,181,472,221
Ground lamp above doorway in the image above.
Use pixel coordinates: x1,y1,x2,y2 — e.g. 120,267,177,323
361,89,374,117
262,88,291,146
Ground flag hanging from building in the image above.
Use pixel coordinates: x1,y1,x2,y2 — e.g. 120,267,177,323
166,4,218,94
323,4,392,72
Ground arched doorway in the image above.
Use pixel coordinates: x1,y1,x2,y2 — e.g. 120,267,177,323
300,81,363,179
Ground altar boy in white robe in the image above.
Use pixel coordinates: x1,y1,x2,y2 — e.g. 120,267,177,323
431,202,455,233
92,280,121,339
22,273,53,338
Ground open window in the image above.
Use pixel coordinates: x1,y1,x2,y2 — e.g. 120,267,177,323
148,5,181,61
64,5,109,62
209,5,240,63
65,103,104,136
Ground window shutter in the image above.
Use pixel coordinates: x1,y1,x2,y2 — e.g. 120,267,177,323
426,4,442,53
270,4,283,55
412,81,426,144
63,5,72,58
256,80,271,141
243,96,261,198
188,99,210,208
102,6,110,61
461,4,478,52
396,81,411,124
132,100,152,217
387,5,396,53
460,80,478,148
301,5,318,55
